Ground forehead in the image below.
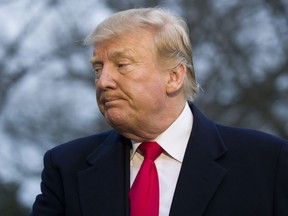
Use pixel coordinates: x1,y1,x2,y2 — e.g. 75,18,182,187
92,30,155,59
93,46,136,60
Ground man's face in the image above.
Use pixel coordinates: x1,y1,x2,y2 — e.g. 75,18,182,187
91,31,170,141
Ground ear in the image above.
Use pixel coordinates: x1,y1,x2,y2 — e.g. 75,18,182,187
166,63,186,95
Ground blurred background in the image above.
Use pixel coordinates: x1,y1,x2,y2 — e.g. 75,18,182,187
0,0,287,214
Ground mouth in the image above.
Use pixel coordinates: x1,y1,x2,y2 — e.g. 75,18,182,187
102,96,122,107
97,91,125,109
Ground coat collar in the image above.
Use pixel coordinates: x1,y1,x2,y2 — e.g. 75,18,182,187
77,104,228,216
77,131,131,216
169,104,228,216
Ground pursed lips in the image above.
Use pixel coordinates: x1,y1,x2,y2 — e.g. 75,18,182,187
101,95,123,106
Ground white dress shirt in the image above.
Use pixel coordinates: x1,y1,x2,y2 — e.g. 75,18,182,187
130,102,193,216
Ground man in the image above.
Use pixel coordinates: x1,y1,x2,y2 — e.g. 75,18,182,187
31,8,288,216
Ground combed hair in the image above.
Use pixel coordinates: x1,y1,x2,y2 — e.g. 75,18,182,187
85,8,199,101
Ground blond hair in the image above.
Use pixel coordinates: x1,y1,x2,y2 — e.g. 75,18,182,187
85,8,199,101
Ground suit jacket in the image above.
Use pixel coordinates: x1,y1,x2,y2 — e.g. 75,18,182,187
31,104,288,216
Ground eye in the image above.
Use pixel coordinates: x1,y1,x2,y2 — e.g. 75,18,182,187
116,61,135,75
92,66,103,79
93,67,102,73
118,63,127,68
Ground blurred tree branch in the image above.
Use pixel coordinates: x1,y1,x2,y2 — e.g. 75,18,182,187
0,0,287,212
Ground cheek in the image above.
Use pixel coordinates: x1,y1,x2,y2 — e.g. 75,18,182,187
132,81,167,107
144,78,166,97
96,91,104,113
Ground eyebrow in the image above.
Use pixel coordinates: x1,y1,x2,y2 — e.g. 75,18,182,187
90,48,136,65
90,57,102,66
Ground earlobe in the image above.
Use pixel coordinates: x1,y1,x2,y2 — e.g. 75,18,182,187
166,63,186,95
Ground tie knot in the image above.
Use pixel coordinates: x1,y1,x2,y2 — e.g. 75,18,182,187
138,142,163,161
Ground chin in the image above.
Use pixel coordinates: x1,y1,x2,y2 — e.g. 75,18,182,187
105,110,127,127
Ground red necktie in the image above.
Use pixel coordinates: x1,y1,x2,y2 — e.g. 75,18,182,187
129,142,163,216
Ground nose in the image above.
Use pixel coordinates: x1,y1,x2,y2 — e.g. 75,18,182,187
95,65,117,90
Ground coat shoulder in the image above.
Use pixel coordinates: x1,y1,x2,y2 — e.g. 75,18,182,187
45,130,117,165
216,124,288,159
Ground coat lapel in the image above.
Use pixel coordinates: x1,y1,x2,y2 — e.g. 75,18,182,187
169,105,228,216
77,104,227,216
77,131,131,216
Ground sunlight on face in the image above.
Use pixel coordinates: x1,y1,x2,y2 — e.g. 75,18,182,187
91,31,170,140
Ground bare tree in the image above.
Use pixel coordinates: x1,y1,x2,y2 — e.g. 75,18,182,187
0,0,287,213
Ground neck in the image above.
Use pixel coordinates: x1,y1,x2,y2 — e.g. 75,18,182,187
121,98,187,142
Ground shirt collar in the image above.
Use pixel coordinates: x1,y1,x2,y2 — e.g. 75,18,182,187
130,102,193,162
